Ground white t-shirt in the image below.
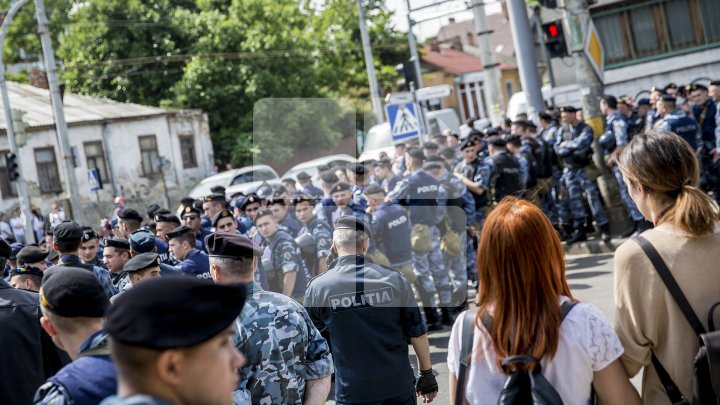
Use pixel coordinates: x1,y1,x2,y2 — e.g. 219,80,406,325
447,297,623,404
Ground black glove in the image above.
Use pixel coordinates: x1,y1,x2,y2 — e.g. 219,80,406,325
416,368,438,395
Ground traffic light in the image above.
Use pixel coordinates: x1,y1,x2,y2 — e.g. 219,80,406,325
395,59,418,91
539,0,558,8
5,152,18,181
542,21,569,58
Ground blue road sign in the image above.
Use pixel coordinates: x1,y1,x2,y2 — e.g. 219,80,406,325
88,168,102,191
386,102,421,141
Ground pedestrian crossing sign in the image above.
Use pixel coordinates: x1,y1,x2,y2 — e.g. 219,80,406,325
386,102,421,141
87,168,102,191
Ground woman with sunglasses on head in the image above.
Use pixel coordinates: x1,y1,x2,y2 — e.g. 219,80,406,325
614,130,720,404
448,198,641,404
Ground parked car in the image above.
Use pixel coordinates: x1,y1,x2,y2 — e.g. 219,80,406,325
282,154,357,183
187,165,280,199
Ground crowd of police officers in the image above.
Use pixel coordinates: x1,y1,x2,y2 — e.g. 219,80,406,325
1,79,720,405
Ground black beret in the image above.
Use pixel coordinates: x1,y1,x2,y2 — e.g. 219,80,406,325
320,172,339,184
165,225,194,241
660,94,677,103
211,209,234,227
459,139,476,151
334,215,372,238
256,185,273,200
118,208,143,223
422,161,443,171
124,252,161,273
202,194,225,203
267,196,286,207
238,194,261,210
192,200,204,211
296,171,311,180
205,233,262,258
180,197,195,207
363,183,385,196
146,204,162,218
538,112,553,121
81,227,99,242
691,83,708,92
180,206,201,219
154,213,181,225
316,164,330,173
53,221,84,243
46,249,59,262
253,208,275,225
103,237,130,251
10,265,43,278
0,237,10,259
281,178,296,185
710,80,720,86
210,186,226,195
291,194,315,206
17,246,49,264
637,98,651,106
347,162,367,175
486,135,507,147
105,277,247,349
40,268,109,318
329,182,352,194
559,105,578,113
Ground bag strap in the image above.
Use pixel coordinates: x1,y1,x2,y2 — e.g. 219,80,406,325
633,235,700,405
455,308,478,405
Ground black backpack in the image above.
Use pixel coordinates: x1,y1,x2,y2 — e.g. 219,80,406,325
634,235,720,405
455,301,577,405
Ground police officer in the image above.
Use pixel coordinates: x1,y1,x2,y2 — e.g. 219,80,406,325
630,98,651,137
296,171,323,198
165,225,211,279
267,196,303,237
237,194,262,234
304,216,438,404
128,229,181,277
484,136,523,202
180,205,211,251
212,209,239,234
554,106,611,243
100,277,247,405
79,227,104,267
320,182,368,229
34,268,116,405
119,208,172,264
656,95,701,150
293,194,332,276
102,237,132,291
646,87,666,132
387,148,448,329
253,208,311,301
505,134,531,190
112,253,162,300
599,96,647,237
203,194,247,234
453,139,490,228
347,162,369,211
206,233,333,405
9,265,43,291
689,83,720,200
49,221,116,297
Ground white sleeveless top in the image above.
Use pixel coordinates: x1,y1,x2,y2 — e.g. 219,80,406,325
447,296,623,404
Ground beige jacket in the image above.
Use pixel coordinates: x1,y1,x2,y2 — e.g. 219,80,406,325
614,223,720,404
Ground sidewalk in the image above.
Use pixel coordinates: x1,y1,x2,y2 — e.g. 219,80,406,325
563,235,629,256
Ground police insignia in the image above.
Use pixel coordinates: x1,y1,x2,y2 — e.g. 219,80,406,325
283,251,292,261
185,207,192,213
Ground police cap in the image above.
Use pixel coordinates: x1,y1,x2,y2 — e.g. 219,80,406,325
329,182,352,195
459,139,476,151
211,209,234,227
146,204,162,218
10,265,44,278
103,237,130,251
40,268,109,318
205,233,262,258
46,249,59,263
347,162,367,175
690,83,708,92
281,178,296,186
180,197,195,207
267,197,286,207
118,208,143,223
363,183,385,197
660,94,677,103
253,208,274,225
0,236,10,259
559,106,578,113
123,252,161,273
320,172,339,184
210,186,226,196
17,246,48,264
202,194,225,204
710,80,720,87
291,194,315,206
334,216,372,238
538,111,553,121
53,221,84,243
637,98,651,106
238,194,261,210
486,135,507,147
155,213,181,225
296,171,311,181
255,184,273,200
316,164,330,174
165,225,194,241
180,205,201,219
82,226,99,242
129,230,155,253
105,277,247,349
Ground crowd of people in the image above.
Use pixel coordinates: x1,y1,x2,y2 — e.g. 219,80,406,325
0,80,719,405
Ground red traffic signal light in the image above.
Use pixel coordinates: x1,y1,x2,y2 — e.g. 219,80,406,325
548,23,559,38
542,21,569,58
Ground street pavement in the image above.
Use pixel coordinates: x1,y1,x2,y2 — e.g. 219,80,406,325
325,251,627,404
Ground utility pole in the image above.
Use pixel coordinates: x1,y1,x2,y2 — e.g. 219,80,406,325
506,0,545,117
470,0,504,125
357,0,385,125
405,0,423,89
563,0,628,232
0,0,35,243
531,6,556,92
35,0,81,221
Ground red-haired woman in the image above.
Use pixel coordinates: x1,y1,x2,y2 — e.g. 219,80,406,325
448,199,641,404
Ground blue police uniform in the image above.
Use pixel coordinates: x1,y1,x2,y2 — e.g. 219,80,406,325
453,158,492,227
53,255,116,297
257,231,311,299
554,122,609,230
301,183,324,199
351,185,368,211
238,215,253,234
657,108,701,150
692,99,720,200
195,227,212,252
387,169,450,308
34,330,117,405
200,215,212,232
159,263,180,277
646,109,662,132
603,111,644,223
278,214,303,237
154,237,175,265
101,396,175,405
304,254,427,404
174,249,210,279
437,172,471,308
320,201,368,231
297,217,332,276
370,202,412,267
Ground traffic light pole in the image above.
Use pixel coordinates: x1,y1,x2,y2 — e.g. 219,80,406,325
405,0,423,89
0,0,36,244
357,0,385,126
